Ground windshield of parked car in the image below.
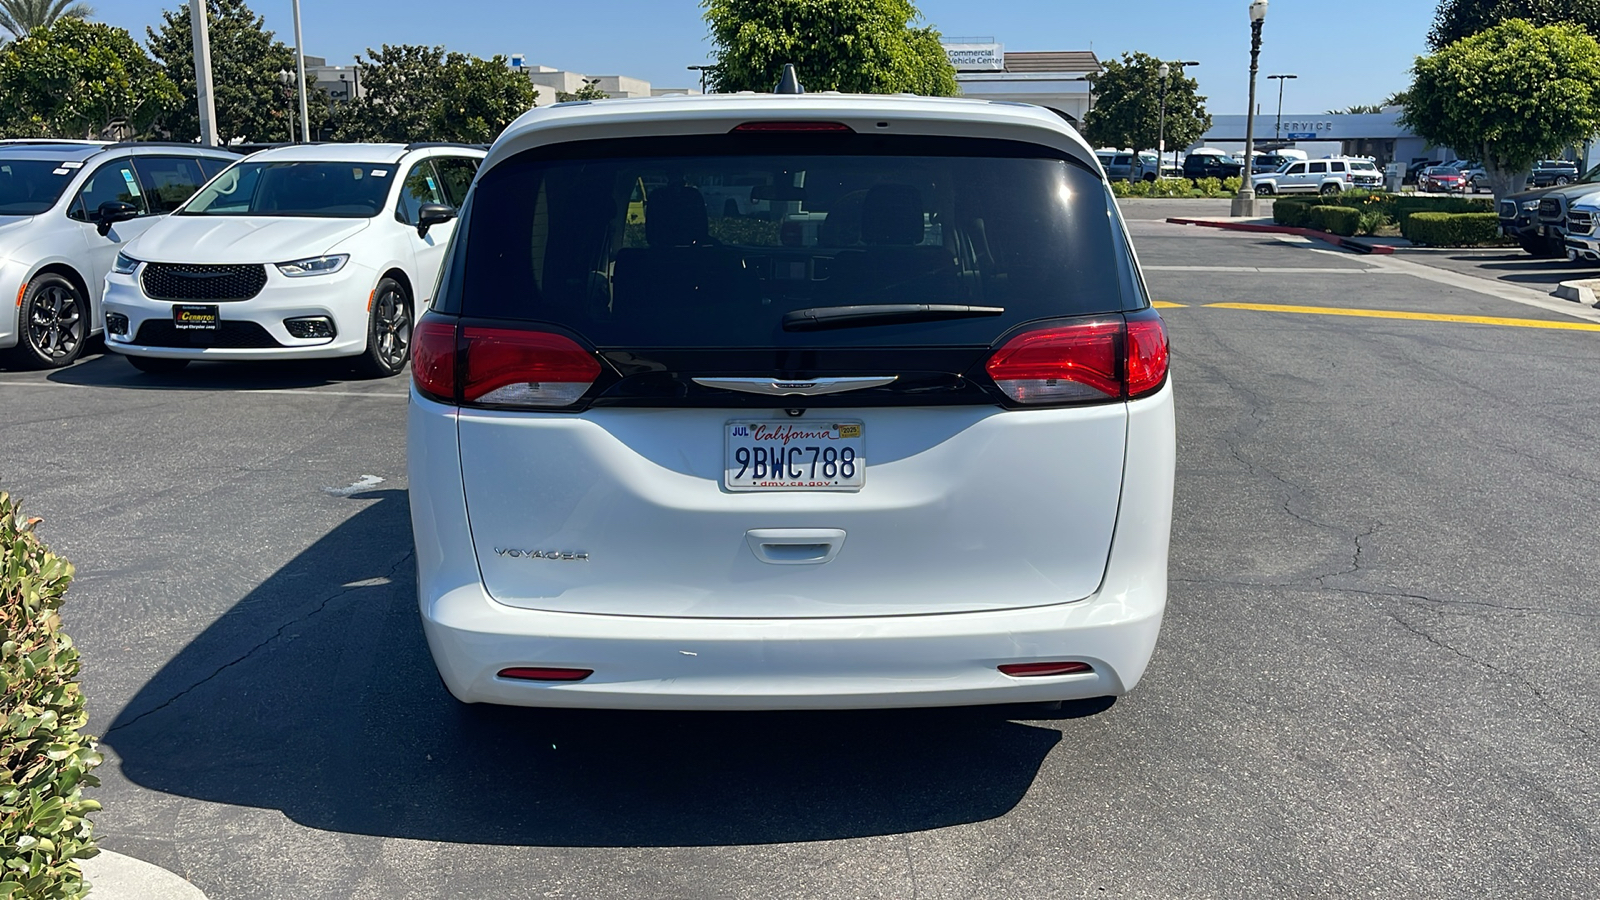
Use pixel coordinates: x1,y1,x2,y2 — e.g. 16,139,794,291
1426,167,1455,176
179,161,393,217
444,133,1142,349
1350,160,1378,171
0,158,77,215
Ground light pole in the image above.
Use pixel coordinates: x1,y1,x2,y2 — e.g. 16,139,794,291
189,0,218,145
291,0,310,143
1230,0,1269,217
277,70,295,142
1267,73,1296,142
687,65,713,94
1157,60,1201,178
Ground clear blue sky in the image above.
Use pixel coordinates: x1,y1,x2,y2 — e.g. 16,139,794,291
93,0,1436,116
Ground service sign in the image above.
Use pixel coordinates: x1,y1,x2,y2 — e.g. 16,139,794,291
943,42,1005,71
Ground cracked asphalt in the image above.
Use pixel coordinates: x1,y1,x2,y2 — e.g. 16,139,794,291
1,212,1597,898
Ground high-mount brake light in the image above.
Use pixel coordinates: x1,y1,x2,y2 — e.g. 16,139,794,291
985,311,1169,405
409,318,602,408
731,122,854,133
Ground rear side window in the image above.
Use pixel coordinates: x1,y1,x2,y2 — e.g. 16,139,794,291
1330,161,1346,173
132,156,208,214
451,134,1133,348
1309,162,1327,174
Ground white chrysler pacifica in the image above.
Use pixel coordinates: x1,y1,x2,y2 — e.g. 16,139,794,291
409,91,1175,710
103,143,484,377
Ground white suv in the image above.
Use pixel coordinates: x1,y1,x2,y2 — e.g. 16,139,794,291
0,140,238,368
1252,156,1383,195
409,92,1175,711
103,142,484,377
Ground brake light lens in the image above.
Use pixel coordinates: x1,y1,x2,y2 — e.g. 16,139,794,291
410,316,602,408
497,667,593,682
985,311,1168,405
732,121,854,133
998,661,1094,677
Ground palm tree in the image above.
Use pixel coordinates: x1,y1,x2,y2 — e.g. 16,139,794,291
0,0,93,39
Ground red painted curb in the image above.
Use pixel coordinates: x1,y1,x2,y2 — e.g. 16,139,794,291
1164,217,1396,255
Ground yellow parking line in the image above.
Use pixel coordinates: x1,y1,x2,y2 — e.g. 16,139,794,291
1152,301,1187,308
1205,302,1600,332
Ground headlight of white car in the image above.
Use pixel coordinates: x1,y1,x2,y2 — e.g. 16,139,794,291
276,254,349,278
112,252,140,275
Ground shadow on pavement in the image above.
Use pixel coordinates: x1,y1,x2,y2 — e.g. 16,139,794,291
103,489,1086,846
44,352,400,391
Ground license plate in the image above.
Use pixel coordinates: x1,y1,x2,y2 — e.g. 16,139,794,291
173,304,218,331
724,421,864,492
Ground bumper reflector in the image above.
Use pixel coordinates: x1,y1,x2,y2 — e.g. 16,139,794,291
497,667,593,682
284,316,336,339
998,661,1094,677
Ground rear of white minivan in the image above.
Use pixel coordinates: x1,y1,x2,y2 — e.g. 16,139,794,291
408,98,1175,710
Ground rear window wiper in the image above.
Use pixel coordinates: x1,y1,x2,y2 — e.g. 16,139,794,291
782,304,1005,331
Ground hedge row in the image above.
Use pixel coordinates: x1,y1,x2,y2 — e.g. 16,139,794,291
1274,192,1492,229
1400,212,1503,247
1308,205,1361,236
0,492,100,900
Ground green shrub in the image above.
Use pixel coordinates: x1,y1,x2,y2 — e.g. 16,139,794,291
0,493,100,900
1194,177,1224,198
1309,205,1361,236
1273,198,1315,227
1147,177,1195,198
1356,208,1387,236
1111,179,1136,198
1401,211,1503,246
1222,176,1242,194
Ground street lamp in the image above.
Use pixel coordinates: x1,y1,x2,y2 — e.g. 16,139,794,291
290,0,310,143
276,69,295,143
1157,60,1201,178
687,65,714,94
1230,0,1269,217
1267,73,1297,141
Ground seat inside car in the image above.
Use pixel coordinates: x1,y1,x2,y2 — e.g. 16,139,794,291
611,184,756,319
825,184,959,301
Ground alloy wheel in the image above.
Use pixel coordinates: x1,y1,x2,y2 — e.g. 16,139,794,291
373,287,411,369
26,283,83,362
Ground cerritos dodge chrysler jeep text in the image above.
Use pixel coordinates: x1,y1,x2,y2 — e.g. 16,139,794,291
408,89,1175,711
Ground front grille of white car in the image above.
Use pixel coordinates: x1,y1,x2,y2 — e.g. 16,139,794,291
142,263,268,302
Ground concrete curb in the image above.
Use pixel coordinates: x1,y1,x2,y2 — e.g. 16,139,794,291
1555,279,1600,308
1164,217,1396,255
82,850,208,900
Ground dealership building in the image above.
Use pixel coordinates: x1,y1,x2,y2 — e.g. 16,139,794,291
942,40,1100,124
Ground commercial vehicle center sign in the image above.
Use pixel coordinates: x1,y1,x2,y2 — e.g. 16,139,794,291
944,43,1005,71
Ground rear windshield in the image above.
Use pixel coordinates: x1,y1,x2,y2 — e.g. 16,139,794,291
180,161,393,218
446,134,1139,348
0,159,75,215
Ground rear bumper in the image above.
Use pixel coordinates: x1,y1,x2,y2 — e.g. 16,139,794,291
408,383,1176,710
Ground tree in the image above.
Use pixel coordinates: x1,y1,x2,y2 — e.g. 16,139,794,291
555,80,609,103
1082,53,1209,153
1403,19,1600,200
147,0,301,144
331,45,537,143
1328,104,1385,114
700,0,958,96
0,0,92,39
0,18,177,138
1429,0,1600,50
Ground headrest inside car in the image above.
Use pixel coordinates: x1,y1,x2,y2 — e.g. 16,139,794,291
861,184,923,245
646,184,710,247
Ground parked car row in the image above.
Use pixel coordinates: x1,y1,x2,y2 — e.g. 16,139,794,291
1498,161,1600,259
0,138,484,375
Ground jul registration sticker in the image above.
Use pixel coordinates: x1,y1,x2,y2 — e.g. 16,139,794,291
724,421,865,492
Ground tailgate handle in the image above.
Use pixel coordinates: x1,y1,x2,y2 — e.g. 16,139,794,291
746,528,846,565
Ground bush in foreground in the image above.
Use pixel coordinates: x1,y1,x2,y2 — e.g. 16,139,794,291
1309,205,1361,236
0,492,100,900
1401,211,1503,246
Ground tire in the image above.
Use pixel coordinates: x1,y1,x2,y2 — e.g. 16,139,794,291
1519,235,1565,258
5,273,87,369
353,276,412,378
1142,173,1156,183
125,354,191,375
1319,182,1339,196
1257,182,1275,195
1557,176,1572,185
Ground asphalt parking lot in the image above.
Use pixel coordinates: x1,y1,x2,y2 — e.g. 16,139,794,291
3,207,1598,898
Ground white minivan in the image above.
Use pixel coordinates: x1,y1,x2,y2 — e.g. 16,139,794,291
408,92,1176,711
0,140,238,368
104,142,484,377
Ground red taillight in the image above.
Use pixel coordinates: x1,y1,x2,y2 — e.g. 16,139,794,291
998,661,1094,677
411,318,602,408
1125,313,1170,398
412,318,458,400
731,121,854,133
497,667,593,682
985,311,1168,404
461,327,601,406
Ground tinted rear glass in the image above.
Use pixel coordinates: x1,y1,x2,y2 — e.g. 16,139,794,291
450,134,1136,347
